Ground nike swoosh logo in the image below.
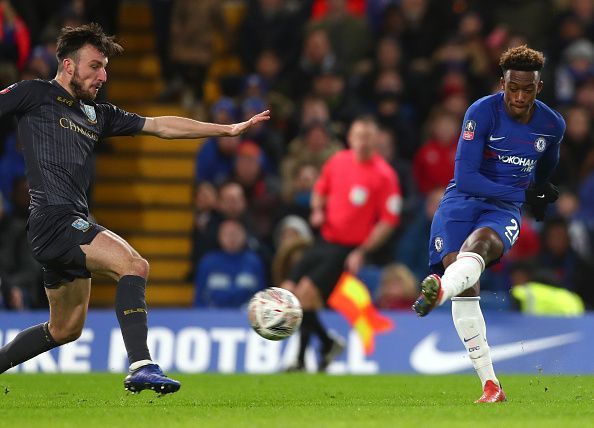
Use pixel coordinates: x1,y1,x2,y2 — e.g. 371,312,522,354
489,135,506,141
410,332,582,374
463,334,480,342
537,194,545,198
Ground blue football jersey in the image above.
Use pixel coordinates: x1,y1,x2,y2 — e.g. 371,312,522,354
445,92,566,206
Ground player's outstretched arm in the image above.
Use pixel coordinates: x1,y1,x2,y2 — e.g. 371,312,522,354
141,110,270,139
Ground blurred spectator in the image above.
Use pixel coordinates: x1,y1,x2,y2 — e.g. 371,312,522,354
307,0,372,74
576,171,594,225
167,0,225,109
554,190,592,262
9,0,52,46
0,0,30,72
232,140,281,241
0,191,44,310
238,0,313,72
357,35,403,104
574,76,594,113
280,162,320,220
396,187,444,281
195,135,241,185
189,181,258,275
0,135,25,213
195,98,239,184
551,0,594,66
25,27,58,80
536,216,593,299
271,237,313,286
489,0,554,50
375,126,420,225
9,175,29,220
556,39,594,104
457,12,491,92
271,215,314,284
412,110,458,194
372,84,418,160
292,27,338,97
569,0,594,39
274,215,314,249
376,263,418,310
310,64,359,128
252,50,295,125
281,119,342,194
239,96,283,171
192,181,218,234
552,104,594,187
194,219,266,308
287,93,331,140
150,0,174,99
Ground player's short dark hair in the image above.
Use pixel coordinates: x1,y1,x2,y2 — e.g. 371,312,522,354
56,23,123,65
499,45,545,73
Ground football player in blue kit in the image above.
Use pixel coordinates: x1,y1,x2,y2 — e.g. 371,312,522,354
413,45,565,403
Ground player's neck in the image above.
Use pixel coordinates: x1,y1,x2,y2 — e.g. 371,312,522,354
54,75,77,100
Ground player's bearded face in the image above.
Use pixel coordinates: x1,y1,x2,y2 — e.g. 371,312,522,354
70,67,99,102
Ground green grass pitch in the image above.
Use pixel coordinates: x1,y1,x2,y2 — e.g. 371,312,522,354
0,374,592,427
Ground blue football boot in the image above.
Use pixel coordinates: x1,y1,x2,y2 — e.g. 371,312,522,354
124,363,181,395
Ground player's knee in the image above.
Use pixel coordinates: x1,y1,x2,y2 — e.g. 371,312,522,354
51,324,84,344
126,256,150,279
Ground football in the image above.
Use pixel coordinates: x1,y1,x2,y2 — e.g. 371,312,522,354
247,287,303,340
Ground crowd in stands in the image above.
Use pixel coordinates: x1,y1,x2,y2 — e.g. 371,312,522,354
1,0,594,312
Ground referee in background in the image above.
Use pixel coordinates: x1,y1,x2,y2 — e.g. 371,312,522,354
282,116,402,372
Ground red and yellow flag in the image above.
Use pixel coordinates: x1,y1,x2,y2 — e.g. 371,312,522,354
327,272,395,355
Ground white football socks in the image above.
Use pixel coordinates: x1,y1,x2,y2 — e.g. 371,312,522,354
129,359,152,371
452,297,498,387
438,252,485,304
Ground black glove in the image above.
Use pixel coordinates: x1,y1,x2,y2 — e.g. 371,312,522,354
524,183,559,221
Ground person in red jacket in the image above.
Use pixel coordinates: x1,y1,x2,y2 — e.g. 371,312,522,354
413,109,459,194
0,0,30,71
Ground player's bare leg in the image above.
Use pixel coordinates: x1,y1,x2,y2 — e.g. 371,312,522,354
46,278,91,343
82,230,180,394
0,279,90,373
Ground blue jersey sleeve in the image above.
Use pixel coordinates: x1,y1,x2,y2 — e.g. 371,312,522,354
454,101,526,202
534,114,565,186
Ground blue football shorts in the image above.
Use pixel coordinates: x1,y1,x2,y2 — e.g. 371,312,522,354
428,194,522,275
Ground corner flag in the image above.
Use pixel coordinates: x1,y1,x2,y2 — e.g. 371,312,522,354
327,272,395,355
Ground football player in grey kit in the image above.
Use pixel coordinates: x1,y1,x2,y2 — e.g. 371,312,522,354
0,23,269,394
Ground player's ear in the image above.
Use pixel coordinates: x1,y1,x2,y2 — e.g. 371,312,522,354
63,58,75,76
537,80,543,94
499,77,505,91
